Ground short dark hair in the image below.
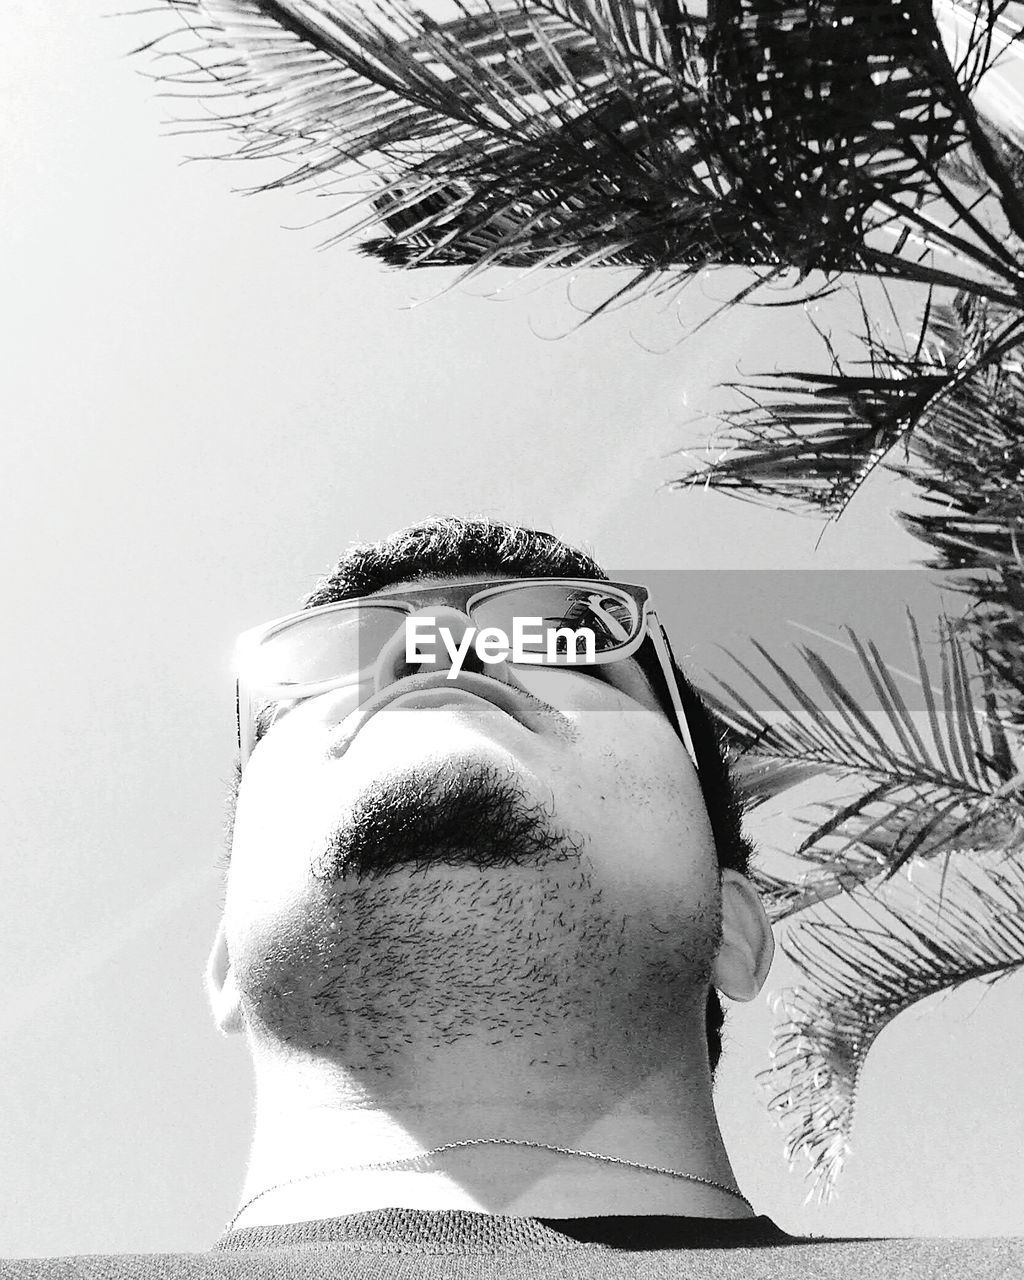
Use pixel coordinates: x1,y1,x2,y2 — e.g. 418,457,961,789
230,516,755,1069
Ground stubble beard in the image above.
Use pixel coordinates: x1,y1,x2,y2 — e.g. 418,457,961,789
235,762,722,1078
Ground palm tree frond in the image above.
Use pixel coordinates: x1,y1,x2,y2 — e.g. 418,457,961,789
962,601,1024,734
703,609,1024,879
687,365,948,515
144,0,1024,304
687,287,1024,519
761,851,1024,1199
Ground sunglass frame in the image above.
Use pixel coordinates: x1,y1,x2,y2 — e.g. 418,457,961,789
234,578,697,768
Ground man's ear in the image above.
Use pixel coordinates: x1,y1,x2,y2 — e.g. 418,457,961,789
711,869,775,1002
206,920,244,1035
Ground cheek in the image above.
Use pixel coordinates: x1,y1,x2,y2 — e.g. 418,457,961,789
551,713,717,896
228,727,344,913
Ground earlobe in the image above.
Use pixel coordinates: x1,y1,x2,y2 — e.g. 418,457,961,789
711,869,775,1003
206,920,244,1035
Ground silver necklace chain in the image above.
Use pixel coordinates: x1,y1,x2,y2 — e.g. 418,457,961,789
226,1137,752,1233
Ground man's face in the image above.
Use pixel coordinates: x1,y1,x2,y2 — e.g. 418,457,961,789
222,576,724,1084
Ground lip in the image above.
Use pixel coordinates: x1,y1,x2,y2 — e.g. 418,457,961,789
326,670,569,758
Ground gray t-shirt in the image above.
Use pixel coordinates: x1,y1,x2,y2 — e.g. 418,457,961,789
3,1209,1022,1278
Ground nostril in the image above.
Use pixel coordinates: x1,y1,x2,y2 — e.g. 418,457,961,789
373,618,438,692
395,654,431,680
458,646,487,677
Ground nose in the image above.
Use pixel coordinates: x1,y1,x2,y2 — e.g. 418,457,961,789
373,606,488,692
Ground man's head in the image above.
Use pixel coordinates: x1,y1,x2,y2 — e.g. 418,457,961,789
211,518,772,1092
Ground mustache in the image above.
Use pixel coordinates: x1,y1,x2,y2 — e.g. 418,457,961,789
313,763,585,882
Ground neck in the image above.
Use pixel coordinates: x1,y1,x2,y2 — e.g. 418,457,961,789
233,1038,750,1228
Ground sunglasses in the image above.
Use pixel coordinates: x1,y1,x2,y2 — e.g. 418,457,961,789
234,578,697,769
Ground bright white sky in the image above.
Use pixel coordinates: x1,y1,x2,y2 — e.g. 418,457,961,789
2,0,1022,1257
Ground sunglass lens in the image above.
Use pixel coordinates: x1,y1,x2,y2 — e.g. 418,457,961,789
252,604,408,686
472,584,639,656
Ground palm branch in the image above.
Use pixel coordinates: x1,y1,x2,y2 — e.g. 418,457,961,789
143,1,1024,515
961,600,1024,735
702,587,1024,1194
703,607,1024,920
142,1,1024,519
889,297,1024,723
144,0,1024,307
762,851,1024,1199
693,291,1024,767
692,289,1024,732
686,287,1024,513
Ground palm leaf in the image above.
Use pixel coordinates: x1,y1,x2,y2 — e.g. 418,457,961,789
894,298,1024,573
761,851,1024,1199
748,834,891,923
962,601,1024,734
684,364,950,515
686,287,1024,517
703,608,1024,917
144,0,1024,306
